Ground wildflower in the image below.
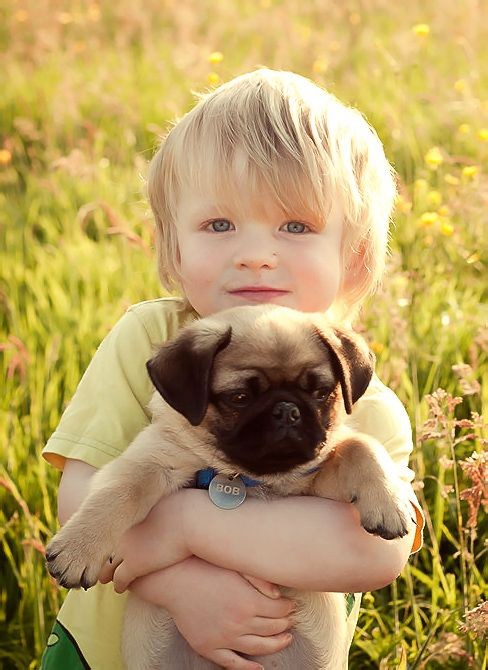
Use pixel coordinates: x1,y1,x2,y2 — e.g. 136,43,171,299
420,211,439,226
454,79,467,92
427,190,442,206
370,341,385,354
208,51,224,65
414,178,428,198
412,23,430,37
0,149,12,165
444,173,460,186
313,58,328,74
207,72,220,85
462,165,479,180
425,146,443,169
452,363,481,396
459,601,488,639
478,128,488,141
457,123,471,135
438,205,451,217
459,452,487,529
440,221,454,236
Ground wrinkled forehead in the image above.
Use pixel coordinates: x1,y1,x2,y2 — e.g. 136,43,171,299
212,325,337,392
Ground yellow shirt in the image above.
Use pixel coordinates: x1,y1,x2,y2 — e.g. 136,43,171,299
43,297,424,669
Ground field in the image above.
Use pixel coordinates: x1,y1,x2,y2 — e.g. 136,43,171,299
0,0,487,667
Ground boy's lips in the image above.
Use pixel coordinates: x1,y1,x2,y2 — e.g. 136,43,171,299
227,287,291,302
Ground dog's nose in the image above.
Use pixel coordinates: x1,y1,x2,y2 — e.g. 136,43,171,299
272,402,301,426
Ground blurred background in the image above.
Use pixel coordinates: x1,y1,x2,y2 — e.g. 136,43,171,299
1,0,486,667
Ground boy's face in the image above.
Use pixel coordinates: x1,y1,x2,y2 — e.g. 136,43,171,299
174,184,344,317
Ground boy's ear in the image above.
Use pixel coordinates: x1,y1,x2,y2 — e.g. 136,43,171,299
341,242,367,295
147,324,232,426
314,325,375,414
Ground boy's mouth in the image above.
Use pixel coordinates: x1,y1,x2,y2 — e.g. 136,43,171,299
228,287,290,302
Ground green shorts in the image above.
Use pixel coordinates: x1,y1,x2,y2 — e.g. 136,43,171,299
40,621,90,670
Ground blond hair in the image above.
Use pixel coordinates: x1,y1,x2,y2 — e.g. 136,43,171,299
148,68,396,316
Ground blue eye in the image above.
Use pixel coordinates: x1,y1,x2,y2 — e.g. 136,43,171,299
282,221,309,234
207,219,234,232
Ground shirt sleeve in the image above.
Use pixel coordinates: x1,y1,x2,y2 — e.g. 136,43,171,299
348,380,425,553
42,309,160,471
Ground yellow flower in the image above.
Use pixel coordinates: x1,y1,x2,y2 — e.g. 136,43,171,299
424,146,443,169
420,212,439,226
370,341,385,355
427,190,442,207
454,79,467,92
462,165,479,180
457,123,471,135
313,58,328,74
438,205,451,217
444,173,460,186
440,221,454,236
414,178,428,196
412,23,430,37
208,51,224,65
207,72,220,85
0,149,12,165
478,128,488,142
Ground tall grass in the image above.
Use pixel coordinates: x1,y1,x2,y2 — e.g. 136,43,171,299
1,1,486,667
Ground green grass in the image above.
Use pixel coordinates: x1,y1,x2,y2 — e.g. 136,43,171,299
1,1,487,667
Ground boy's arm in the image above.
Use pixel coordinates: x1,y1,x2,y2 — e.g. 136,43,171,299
182,490,416,592
57,459,97,525
112,487,417,594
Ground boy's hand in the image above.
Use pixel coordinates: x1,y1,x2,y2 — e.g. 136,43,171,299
98,489,191,592
130,557,295,670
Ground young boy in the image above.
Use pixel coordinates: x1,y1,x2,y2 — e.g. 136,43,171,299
41,68,423,670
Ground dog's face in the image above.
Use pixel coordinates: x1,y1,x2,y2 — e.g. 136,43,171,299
147,305,374,476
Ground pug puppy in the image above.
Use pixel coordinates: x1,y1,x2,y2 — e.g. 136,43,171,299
46,304,412,670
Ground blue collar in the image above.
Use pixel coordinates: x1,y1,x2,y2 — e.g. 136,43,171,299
195,465,321,490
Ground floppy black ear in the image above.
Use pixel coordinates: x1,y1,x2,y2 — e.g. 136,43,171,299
315,327,375,414
146,324,232,426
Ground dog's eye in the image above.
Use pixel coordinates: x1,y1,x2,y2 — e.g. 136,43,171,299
226,392,251,407
313,388,331,401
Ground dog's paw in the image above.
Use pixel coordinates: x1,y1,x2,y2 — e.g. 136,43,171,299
45,526,110,590
354,488,412,540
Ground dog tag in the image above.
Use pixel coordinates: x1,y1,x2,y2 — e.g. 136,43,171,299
208,474,247,510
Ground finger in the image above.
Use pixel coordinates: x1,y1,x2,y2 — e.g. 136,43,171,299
254,594,296,619
210,649,264,670
249,616,293,637
242,574,281,599
112,561,133,594
234,631,293,656
98,555,123,584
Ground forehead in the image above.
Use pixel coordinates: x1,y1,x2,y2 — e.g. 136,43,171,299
212,322,336,390
176,146,331,225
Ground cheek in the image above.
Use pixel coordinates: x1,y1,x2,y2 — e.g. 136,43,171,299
179,242,220,284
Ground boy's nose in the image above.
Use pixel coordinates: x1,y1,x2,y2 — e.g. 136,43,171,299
233,245,278,271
